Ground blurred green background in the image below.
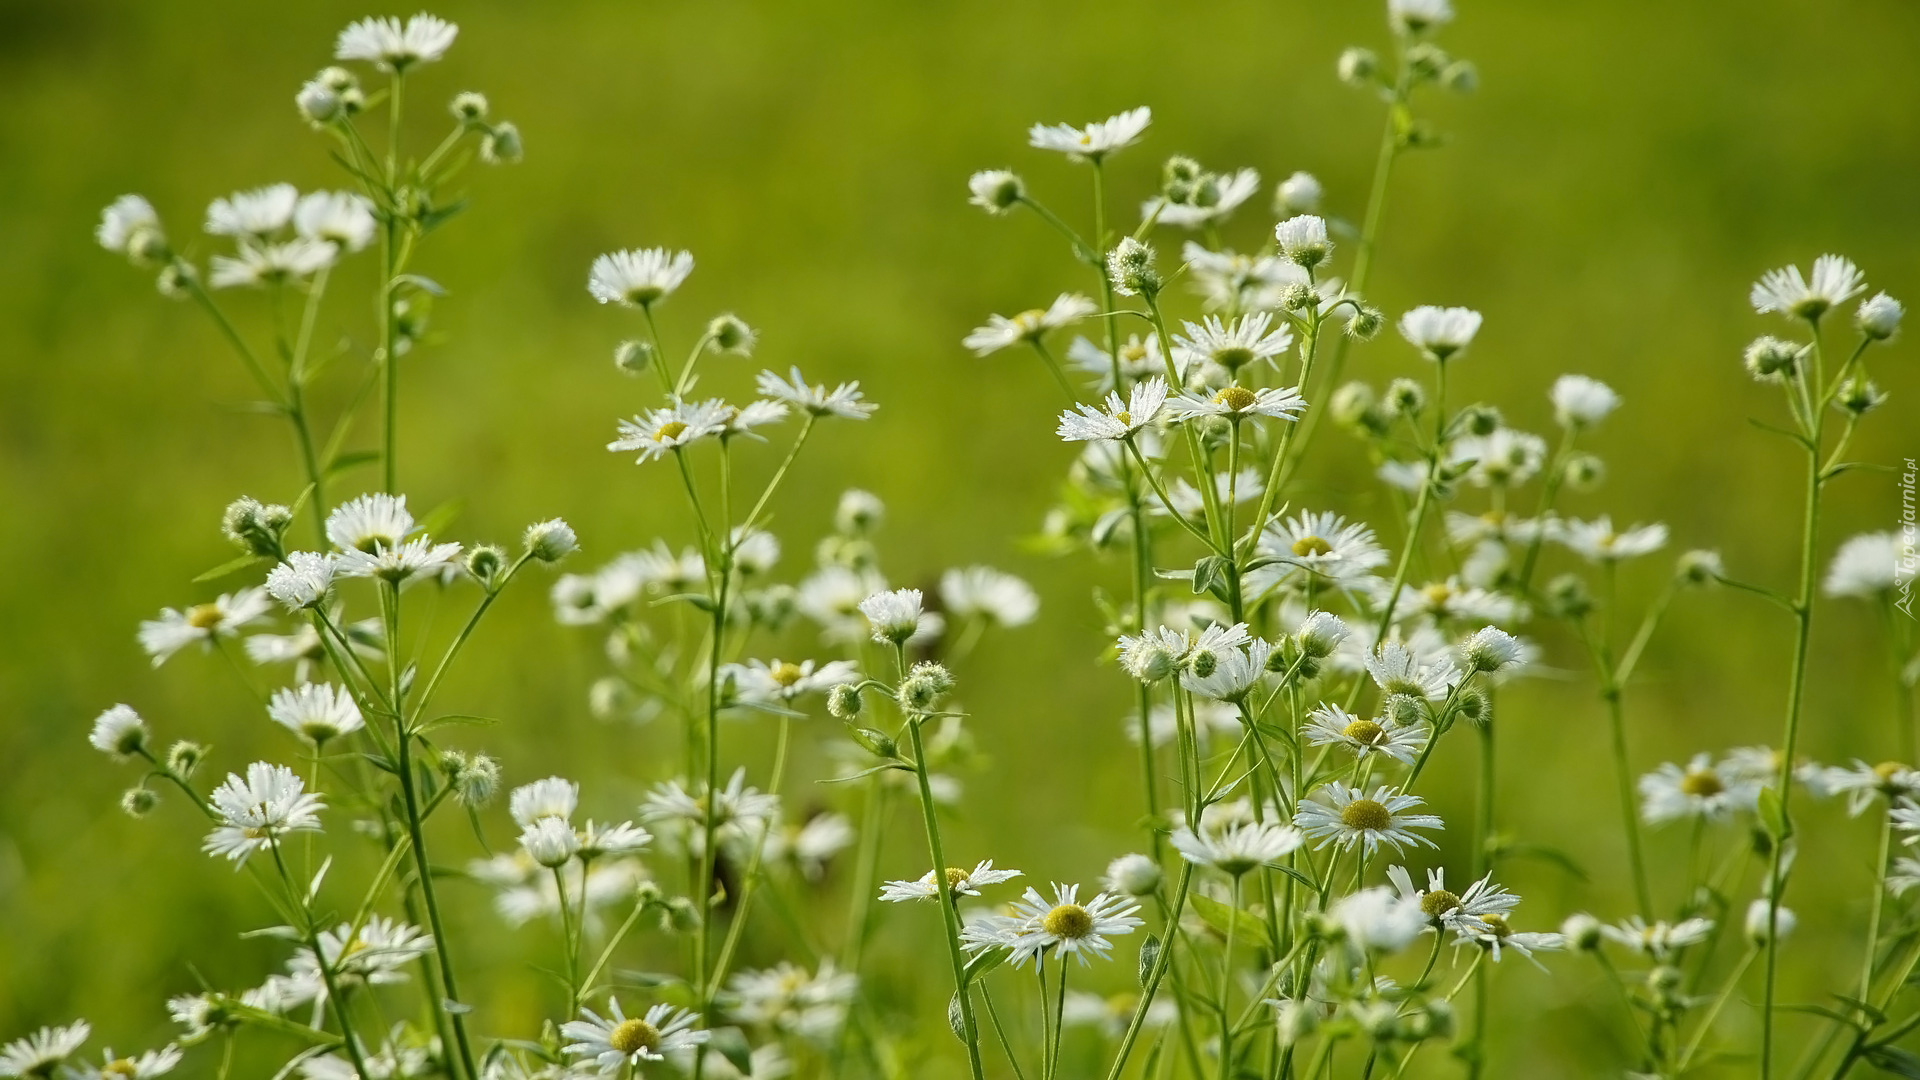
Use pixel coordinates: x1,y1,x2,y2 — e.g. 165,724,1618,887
3,0,1918,1074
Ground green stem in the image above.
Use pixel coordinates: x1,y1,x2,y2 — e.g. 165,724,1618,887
906,717,988,1080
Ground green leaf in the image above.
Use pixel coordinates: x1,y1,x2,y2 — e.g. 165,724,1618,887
1865,1045,1920,1078
947,992,967,1043
707,1028,753,1076
413,713,501,734
1756,787,1790,840
1192,555,1228,596
193,553,266,584
1138,933,1162,988
394,273,448,297
818,763,914,784
415,497,466,540
326,449,381,478
964,949,1007,988
1188,894,1271,952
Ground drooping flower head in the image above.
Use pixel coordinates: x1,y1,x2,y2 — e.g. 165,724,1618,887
335,13,459,71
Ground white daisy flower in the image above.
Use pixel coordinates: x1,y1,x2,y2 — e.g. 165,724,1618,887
577,820,652,861
1389,0,1454,34
1065,333,1176,392
641,770,782,856
1384,577,1522,627
1275,171,1323,215
858,587,923,645
1173,313,1294,375
0,1021,91,1078
1163,383,1306,423
1124,700,1243,750
1294,781,1444,857
1103,853,1164,897
520,817,580,867
1294,610,1353,658
1638,753,1761,825
1558,516,1669,563
940,566,1039,627
335,535,463,584
205,184,298,238
138,588,272,666
1824,532,1907,598
725,658,859,704
88,704,150,760
1550,374,1620,429
1455,626,1525,674
1386,865,1518,935
1450,913,1563,964
292,191,376,252
1397,305,1483,362
1818,761,1920,816
609,400,730,463
713,400,790,443
266,552,340,611
1145,167,1260,229
755,367,876,420
1364,641,1458,701
1182,637,1275,702
1056,375,1169,442
1301,704,1426,765
963,294,1096,356
335,13,458,69
209,239,337,288
96,195,162,255
1331,886,1428,953
204,762,325,862
1027,106,1151,162
1745,900,1797,944
724,961,857,1043
325,492,410,550
588,248,694,307
1181,243,1306,313
267,682,364,746
294,916,433,989
968,169,1026,215
796,565,887,643
1273,214,1332,268
563,1000,709,1073
880,859,1022,903
1750,254,1866,320
987,883,1144,967
1170,820,1303,876
1254,511,1389,589
1600,916,1714,958
759,812,857,880
510,777,580,827
1857,291,1905,339
1448,428,1548,488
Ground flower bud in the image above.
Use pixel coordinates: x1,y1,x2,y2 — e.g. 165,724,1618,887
481,122,523,165
166,740,205,778
666,896,702,932
1857,292,1903,340
836,489,885,536
222,496,292,558
614,339,656,375
1106,238,1160,298
525,518,578,562
157,262,197,299
1274,171,1323,216
1746,899,1796,944
1743,336,1804,382
1458,403,1501,437
896,661,955,712
297,80,343,125
465,544,506,583
451,91,490,124
827,682,864,719
1562,452,1606,491
1835,376,1887,416
706,313,756,355
1442,60,1479,93
1337,47,1379,86
1560,913,1602,951
1346,304,1386,340
1330,382,1376,427
1104,853,1163,897
1545,573,1592,620
447,752,501,807
589,677,635,721
1384,378,1425,417
967,170,1026,215
1676,549,1725,586
121,786,158,818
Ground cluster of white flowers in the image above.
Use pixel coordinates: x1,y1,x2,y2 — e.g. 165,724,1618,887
42,4,1915,1080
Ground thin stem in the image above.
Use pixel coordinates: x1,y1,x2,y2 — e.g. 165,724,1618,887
907,717,988,1080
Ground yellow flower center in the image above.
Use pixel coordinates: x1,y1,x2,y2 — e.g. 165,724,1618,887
187,603,225,630
1478,912,1512,939
1679,769,1723,798
1342,719,1386,746
1420,889,1462,919
943,867,970,891
1480,509,1505,525
1114,410,1133,426
769,662,805,688
1422,583,1452,606
1340,798,1391,832
103,1061,138,1078
654,420,688,443
1291,535,1332,557
609,1017,661,1056
1043,902,1095,940
1013,310,1047,337
1876,761,1908,784
1213,386,1258,412
1121,342,1148,363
